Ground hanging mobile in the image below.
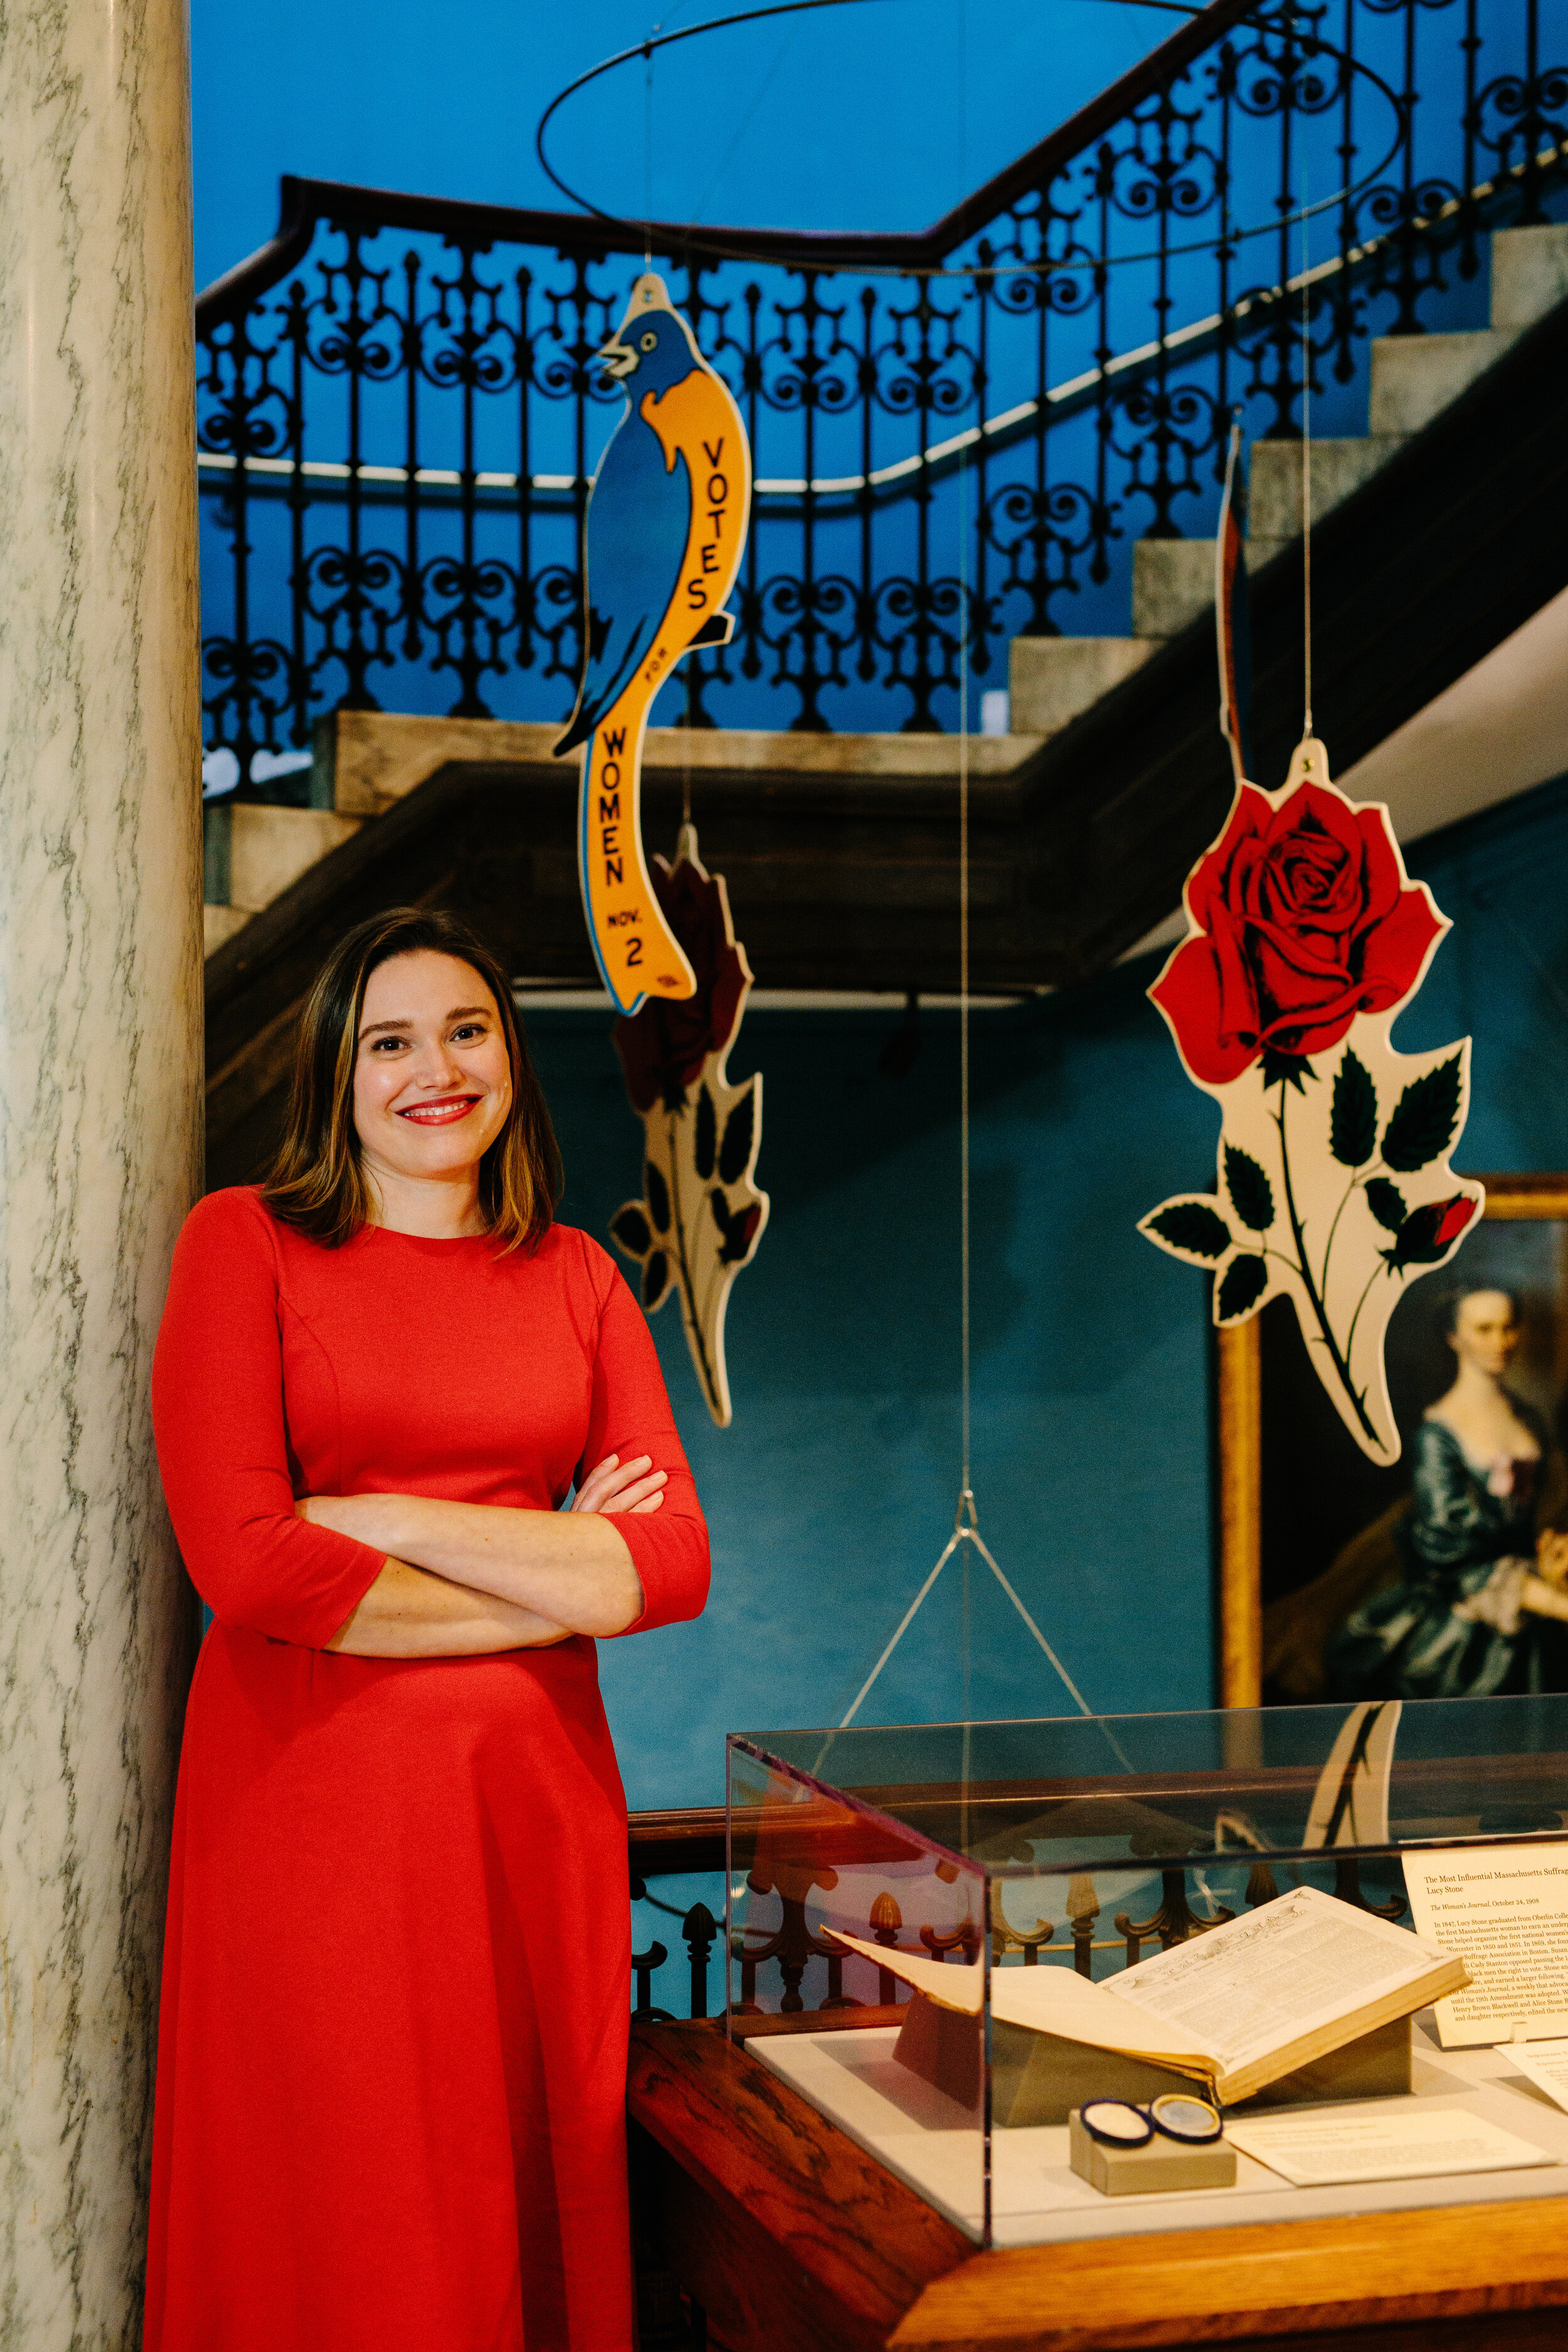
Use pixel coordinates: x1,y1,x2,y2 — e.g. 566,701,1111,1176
607,824,770,1429
575,246,769,1420
1137,172,1482,1466
556,273,752,1017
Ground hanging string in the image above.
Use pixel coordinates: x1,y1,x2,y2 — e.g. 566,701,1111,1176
957,0,972,1838
959,0,968,1543
959,467,972,1519
1300,123,1313,743
817,0,1117,1771
834,1509,1100,1732
827,406,1108,1751
643,30,658,271
957,0,970,1515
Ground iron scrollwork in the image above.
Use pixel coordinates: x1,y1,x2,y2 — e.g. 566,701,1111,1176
197,0,1566,796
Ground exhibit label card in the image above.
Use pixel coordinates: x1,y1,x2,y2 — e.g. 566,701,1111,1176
1225,2102,1554,2188
1402,1845,1568,2048
1501,2037,1568,2115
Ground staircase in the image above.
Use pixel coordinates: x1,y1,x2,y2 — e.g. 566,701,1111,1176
1009,221,1568,795
198,0,1568,1180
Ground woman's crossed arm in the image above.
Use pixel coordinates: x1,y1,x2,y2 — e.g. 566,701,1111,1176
313,1453,667,1657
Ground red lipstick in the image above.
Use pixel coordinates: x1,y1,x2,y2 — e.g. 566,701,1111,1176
398,1095,482,1126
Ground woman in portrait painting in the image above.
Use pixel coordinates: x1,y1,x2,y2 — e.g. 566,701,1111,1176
1329,1285,1568,1700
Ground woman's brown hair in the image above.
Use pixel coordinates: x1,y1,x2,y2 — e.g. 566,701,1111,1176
262,907,562,1251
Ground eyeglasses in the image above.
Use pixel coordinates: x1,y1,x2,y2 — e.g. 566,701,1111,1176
1080,2094,1224,2149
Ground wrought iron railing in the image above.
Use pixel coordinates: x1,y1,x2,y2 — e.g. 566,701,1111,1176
628,1807,1409,2021
197,0,1566,793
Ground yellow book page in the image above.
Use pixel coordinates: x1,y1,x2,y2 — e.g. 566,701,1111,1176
822,1929,1215,2065
823,1931,983,2015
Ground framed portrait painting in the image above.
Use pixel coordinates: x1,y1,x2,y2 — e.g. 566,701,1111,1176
1216,1174,1568,1707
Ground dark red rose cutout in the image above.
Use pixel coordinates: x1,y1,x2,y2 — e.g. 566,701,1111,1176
1150,783,1445,1085
613,851,751,1111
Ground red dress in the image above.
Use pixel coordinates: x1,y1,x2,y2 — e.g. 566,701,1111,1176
146,1188,709,2352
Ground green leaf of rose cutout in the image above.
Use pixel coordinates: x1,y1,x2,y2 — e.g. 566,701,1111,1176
1365,1177,1407,1234
1224,1145,1275,1233
1381,1054,1463,1173
1330,1049,1377,1168
1217,1254,1269,1322
1143,1201,1233,1259
645,1161,672,1233
1259,1046,1313,1093
610,1203,653,1258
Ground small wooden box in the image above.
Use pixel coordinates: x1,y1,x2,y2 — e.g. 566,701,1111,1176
1068,2108,1236,2196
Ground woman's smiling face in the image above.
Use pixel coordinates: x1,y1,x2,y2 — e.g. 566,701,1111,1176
352,951,513,1190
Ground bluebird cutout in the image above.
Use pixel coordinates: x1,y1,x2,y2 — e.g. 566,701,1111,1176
556,275,751,1015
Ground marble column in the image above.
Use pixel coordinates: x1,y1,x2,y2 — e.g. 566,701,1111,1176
0,1,203,2344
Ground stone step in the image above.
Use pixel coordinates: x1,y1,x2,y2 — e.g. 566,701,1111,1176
202,801,364,946
203,903,250,955
1009,632,1155,733
1132,540,1215,640
1369,326,1517,435
1490,221,1568,329
1248,434,1406,563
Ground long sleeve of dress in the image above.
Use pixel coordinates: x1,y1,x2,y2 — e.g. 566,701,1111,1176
152,1192,389,1647
1406,1419,1534,1576
576,1244,711,1636
1405,1425,1487,1573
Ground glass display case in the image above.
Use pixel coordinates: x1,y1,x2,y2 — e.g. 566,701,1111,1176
727,1697,1568,2249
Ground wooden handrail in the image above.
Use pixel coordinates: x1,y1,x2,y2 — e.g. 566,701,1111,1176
629,1805,727,1880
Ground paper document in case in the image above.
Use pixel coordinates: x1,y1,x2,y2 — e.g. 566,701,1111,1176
1225,2099,1555,2187
1402,1841,1568,2048
1106,1883,1454,2079
1502,2037,1568,2112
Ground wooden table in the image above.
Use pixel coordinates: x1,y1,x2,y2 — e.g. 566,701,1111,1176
628,2020,1568,2349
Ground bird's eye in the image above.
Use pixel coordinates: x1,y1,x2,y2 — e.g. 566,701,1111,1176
640,331,657,352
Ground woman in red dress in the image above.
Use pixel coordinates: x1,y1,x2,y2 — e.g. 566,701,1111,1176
146,906,709,2352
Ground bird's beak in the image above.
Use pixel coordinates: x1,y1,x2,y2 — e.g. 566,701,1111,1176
597,333,637,381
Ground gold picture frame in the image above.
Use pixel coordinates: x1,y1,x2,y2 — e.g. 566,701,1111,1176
1217,1173,1568,1706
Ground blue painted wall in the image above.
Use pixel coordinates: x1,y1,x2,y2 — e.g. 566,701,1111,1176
532,978,1222,1808
190,1,1160,292
521,770,1568,1810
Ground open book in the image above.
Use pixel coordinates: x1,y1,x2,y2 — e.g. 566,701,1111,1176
827,1883,1468,2106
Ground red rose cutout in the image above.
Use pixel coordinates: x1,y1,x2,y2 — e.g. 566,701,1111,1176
614,852,750,1112
1151,782,1446,1084
1385,1190,1478,1269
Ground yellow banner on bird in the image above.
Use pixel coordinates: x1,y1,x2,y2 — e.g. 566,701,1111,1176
555,274,751,1015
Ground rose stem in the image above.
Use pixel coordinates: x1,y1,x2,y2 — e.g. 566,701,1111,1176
1318,1172,1360,1296
1318,1153,1389,1297
1342,1261,1387,1377
1273,1088,1379,1446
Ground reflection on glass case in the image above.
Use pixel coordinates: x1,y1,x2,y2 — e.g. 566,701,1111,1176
727,1697,1568,2249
